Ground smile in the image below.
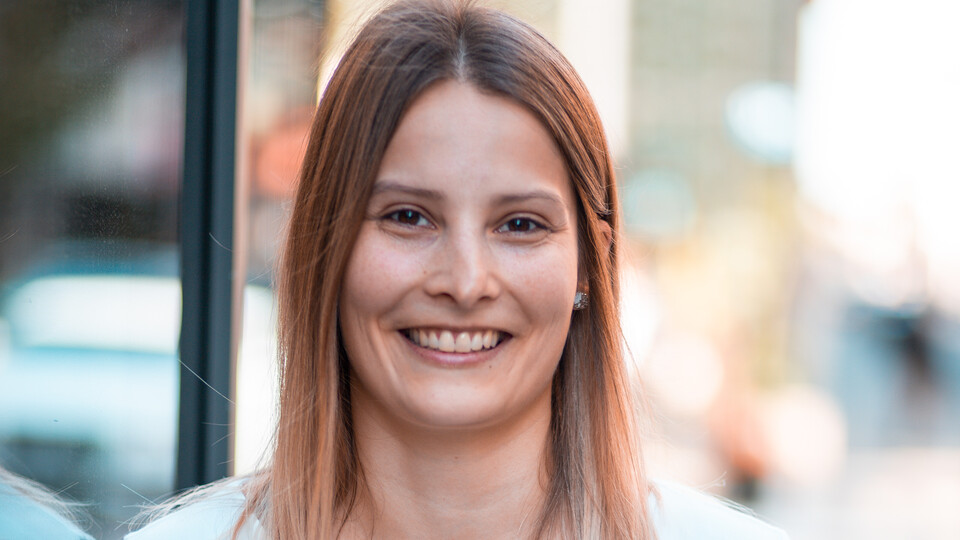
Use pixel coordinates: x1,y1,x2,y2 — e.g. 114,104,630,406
402,328,506,353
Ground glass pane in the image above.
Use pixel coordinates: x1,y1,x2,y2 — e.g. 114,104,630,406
0,2,184,538
234,0,325,475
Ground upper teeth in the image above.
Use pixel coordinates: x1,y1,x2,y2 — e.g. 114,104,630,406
408,329,502,353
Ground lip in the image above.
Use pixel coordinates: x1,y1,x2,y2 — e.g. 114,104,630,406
401,325,511,335
399,329,510,367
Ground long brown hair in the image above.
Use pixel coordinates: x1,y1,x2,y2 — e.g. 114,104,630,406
246,1,653,537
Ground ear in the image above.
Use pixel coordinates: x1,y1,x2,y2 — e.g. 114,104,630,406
598,219,612,254
578,219,613,292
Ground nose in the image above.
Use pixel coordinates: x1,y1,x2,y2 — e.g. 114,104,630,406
423,228,500,307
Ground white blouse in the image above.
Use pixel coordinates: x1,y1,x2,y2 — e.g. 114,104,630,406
126,480,789,540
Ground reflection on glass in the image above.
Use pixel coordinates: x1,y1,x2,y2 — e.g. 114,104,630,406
0,466,94,540
0,2,183,538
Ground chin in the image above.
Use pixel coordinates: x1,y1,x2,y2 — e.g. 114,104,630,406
393,381,553,434
400,391,511,430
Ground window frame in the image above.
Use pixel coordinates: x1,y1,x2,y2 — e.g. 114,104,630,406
177,0,243,490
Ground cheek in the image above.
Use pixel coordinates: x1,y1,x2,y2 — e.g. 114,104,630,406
504,243,579,325
340,229,414,386
341,227,423,318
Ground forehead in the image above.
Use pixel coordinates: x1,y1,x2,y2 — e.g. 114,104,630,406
375,80,574,204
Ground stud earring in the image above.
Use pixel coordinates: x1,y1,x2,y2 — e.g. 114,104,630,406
573,291,588,310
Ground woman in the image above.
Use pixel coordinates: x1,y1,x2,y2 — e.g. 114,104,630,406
130,1,788,538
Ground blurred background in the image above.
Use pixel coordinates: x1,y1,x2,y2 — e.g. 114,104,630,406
1,0,957,538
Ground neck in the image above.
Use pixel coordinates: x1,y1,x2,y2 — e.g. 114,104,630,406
343,388,553,540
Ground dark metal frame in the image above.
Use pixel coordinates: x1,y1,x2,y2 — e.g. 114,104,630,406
177,0,241,490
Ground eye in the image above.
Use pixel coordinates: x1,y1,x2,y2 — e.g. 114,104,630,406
497,217,544,234
385,208,430,227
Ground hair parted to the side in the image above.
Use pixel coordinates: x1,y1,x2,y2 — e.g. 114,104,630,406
241,0,654,538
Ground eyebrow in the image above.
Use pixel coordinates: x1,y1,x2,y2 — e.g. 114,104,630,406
494,190,566,208
371,181,443,200
372,181,566,207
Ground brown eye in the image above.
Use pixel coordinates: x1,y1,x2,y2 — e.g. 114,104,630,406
386,209,429,227
498,217,544,233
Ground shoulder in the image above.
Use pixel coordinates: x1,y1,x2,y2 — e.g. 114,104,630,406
649,480,789,540
0,483,93,540
125,482,263,540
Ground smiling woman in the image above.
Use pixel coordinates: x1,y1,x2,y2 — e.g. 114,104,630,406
337,82,581,538
341,81,579,438
127,1,787,539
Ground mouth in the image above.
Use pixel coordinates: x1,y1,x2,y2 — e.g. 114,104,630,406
401,328,509,353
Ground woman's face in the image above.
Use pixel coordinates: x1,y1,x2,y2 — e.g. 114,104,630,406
340,80,579,432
